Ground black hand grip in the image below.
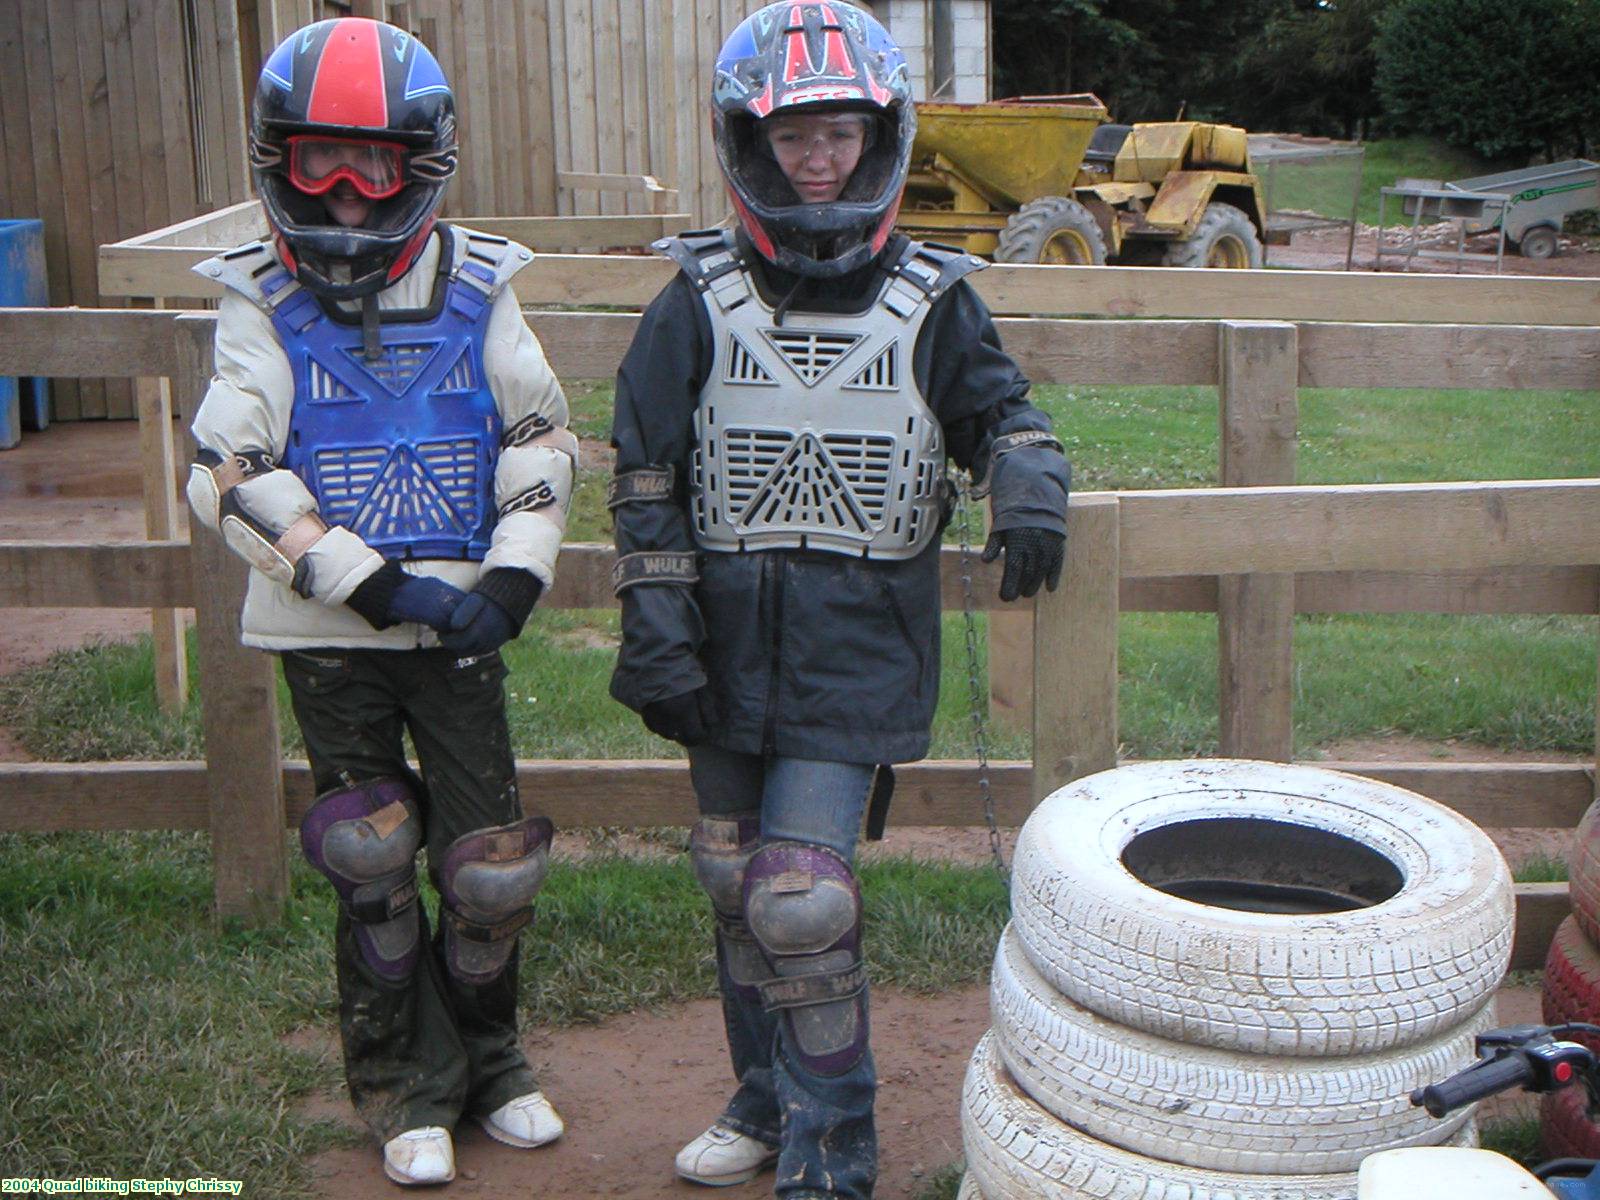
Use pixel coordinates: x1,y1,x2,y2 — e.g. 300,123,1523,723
1412,1054,1535,1117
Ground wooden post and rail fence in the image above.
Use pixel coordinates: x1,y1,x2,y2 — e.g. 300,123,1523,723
2,248,1597,967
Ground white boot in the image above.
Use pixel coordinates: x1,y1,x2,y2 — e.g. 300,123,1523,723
475,1090,565,1149
382,1125,455,1186
675,1123,780,1187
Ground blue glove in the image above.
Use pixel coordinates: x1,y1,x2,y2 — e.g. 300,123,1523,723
387,574,468,631
439,591,517,655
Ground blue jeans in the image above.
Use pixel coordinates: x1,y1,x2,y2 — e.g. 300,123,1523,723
688,746,879,1200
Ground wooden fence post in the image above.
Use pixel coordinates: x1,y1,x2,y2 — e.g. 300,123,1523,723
174,313,287,925
1217,321,1298,761
1032,494,1120,803
136,296,187,713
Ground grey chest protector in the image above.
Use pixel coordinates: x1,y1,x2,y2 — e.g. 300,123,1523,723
657,232,984,560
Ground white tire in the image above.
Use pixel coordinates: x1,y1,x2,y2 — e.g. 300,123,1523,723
1011,760,1513,1056
990,924,1486,1173
962,1030,1478,1200
956,1172,983,1200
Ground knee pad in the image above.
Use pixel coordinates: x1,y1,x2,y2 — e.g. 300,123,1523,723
299,777,423,981
437,815,553,985
690,812,770,996
743,841,867,1076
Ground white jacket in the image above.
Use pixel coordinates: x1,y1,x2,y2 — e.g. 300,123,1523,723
187,227,574,650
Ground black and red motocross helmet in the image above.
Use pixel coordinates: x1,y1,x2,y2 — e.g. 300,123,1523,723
250,18,458,300
712,2,915,279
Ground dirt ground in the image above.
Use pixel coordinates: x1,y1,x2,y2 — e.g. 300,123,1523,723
1269,223,1600,275
1,331,1591,1196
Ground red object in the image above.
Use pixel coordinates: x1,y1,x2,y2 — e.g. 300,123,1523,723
1556,1061,1575,1082
1542,916,1600,1055
287,136,406,200
1542,1084,1600,1159
307,18,389,128
1569,802,1600,944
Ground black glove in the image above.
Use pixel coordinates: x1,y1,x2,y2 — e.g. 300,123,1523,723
982,527,1066,603
641,687,713,746
387,573,469,631
439,591,518,656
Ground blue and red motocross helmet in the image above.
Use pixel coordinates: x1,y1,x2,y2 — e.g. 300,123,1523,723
249,18,458,300
712,2,915,278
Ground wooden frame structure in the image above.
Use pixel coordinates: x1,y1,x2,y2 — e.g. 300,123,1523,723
0,279,1595,964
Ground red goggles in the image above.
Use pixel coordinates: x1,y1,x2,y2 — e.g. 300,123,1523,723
287,136,406,200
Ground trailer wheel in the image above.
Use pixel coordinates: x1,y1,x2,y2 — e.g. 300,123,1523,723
1517,226,1560,259
1163,202,1264,269
996,196,1107,265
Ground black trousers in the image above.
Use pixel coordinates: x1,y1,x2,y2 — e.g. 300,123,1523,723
282,646,540,1142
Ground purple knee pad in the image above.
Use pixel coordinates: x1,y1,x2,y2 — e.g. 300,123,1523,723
690,812,769,999
437,814,554,986
299,777,422,981
743,841,868,1076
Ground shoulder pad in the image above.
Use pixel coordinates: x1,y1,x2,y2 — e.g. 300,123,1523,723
893,239,987,300
449,225,535,298
192,241,290,313
650,229,740,290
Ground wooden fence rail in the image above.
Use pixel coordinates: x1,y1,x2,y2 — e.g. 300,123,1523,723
0,303,1595,968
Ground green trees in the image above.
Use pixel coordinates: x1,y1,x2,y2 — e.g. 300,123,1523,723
991,0,1599,157
1374,0,1600,158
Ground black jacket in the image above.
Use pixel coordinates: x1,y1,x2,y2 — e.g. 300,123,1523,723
609,234,1070,764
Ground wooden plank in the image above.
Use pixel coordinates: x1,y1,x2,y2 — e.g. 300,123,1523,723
1299,323,1600,392
994,317,1217,385
544,0,571,216
967,263,1600,327
517,0,557,214
487,0,521,217
152,0,199,225
564,0,599,216
112,199,266,250
208,0,252,205
136,293,186,714
0,309,182,377
1033,494,1119,801
0,542,191,608
6,759,1591,834
98,245,222,301
44,0,101,418
1117,480,1600,577
456,214,693,249
502,254,1600,328
593,0,625,216
1217,321,1297,761
8,543,1592,620
175,313,286,924
1513,882,1571,972
125,0,172,231
97,0,148,241
0,0,40,226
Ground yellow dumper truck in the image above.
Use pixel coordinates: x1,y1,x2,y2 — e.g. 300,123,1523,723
896,94,1268,268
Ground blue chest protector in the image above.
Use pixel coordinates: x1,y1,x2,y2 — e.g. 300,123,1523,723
267,238,502,561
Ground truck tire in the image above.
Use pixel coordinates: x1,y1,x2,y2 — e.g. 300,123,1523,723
1541,1086,1600,1160
1010,760,1515,1057
1566,802,1600,945
1162,202,1264,269
996,196,1108,265
1541,916,1600,1052
990,923,1485,1173
1517,226,1560,259
961,1030,1481,1200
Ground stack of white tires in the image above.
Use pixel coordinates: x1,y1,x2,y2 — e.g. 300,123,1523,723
959,760,1516,1199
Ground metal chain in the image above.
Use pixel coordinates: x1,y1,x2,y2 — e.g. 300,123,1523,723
954,475,1007,880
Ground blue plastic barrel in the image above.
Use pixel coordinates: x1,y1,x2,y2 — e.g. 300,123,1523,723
0,218,50,448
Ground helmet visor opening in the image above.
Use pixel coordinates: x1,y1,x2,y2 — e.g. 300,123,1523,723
288,136,406,200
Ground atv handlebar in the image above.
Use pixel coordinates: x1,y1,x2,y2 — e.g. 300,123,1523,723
1410,1025,1600,1118
1412,1052,1536,1117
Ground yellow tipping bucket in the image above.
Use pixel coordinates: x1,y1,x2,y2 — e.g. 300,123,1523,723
911,95,1108,206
